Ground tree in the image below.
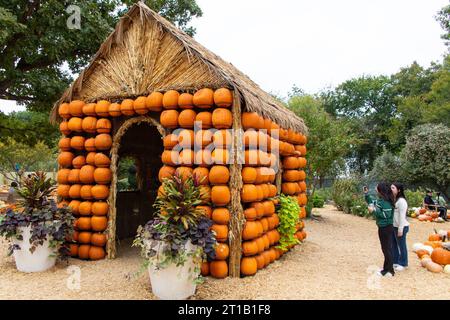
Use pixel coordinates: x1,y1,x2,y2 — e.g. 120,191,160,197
436,4,450,48
369,150,403,183
288,94,354,192
0,138,57,183
400,124,450,198
322,75,396,173
0,110,60,147
0,0,202,113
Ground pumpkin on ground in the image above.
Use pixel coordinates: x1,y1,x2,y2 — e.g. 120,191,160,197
241,257,257,276
431,248,450,265
210,261,228,278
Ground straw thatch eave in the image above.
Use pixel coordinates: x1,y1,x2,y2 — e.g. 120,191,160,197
50,1,307,134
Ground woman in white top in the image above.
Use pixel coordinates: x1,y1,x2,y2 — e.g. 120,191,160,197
390,183,410,271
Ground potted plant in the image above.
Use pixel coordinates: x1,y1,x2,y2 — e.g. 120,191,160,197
133,173,217,300
0,172,74,272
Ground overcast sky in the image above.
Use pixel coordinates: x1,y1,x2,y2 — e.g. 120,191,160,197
1,0,447,114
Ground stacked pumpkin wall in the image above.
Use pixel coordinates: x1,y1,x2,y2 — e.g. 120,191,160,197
158,88,234,279
238,112,283,276
280,129,308,242
57,101,112,260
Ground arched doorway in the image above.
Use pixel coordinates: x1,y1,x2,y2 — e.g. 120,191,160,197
107,116,166,258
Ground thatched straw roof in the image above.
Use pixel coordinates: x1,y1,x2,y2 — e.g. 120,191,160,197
51,1,307,134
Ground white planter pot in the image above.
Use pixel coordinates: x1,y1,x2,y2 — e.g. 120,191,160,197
147,240,200,300
13,226,56,273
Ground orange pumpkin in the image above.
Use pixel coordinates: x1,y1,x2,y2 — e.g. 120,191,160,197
78,245,90,259
241,184,258,202
94,153,111,168
84,138,96,152
159,165,176,182
79,165,95,184
67,169,80,184
194,149,213,167
69,136,85,151
192,167,209,185
68,200,81,214
178,149,195,166
215,243,230,260
242,240,259,256
160,110,179,128
78,231,92,244
69,100,84,117
91,185,109,200
58,103,71,119
85,152,96,166
162,90,179,109
211,224,228,242
250,202,265,219
161,150,179,166
67,117,83,132
109,103,122,117
195,111,212,129
211,186,231,206
69,244,78,257
213,88,233,107
175,166,193,182
241,257,257,276
94,168,111,184
298,157,307,168
428,234,441,241
193,88,214,108
95,134,112,150
244,208,258,221
178,109,196,128
178,93,194,109
209,165,230,185
91,216,107,232
91,233,107,247
77,217,91,231
57,169,71,184
210,261,228,278
242,221,259,240
196,205,212,218
242,167,257,184
58,137,71,151
89,246,106,260
96,118,112,133
282,157,299,169
212,108,233,129
95,100,111,117
195,129,214,147
255,254,265,270
212,148,229,164
212,208,230,225
92,202,109,216
68,184,82,199
80,185,93,200
57,184,70,198
81,116,97,133
178,129,194,148
163,134,178,150
120,99,134,116
133,96,148,115
59,121,71,136
213,129,232,148
297,193,308,206
242,112,263,130
201,262,209,276
146,92,164,112
78,201,92,216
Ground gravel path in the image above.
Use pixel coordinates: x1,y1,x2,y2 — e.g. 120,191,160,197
1,205,449,300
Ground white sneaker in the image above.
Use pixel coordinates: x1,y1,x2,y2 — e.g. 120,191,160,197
384,272,394,277
394,265,405,271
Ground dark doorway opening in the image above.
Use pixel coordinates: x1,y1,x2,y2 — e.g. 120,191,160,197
115,122,163,247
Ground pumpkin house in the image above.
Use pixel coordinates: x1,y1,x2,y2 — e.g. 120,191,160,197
51,2,308,278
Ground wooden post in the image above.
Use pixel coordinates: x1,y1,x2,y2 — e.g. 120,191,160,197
228,91,245,277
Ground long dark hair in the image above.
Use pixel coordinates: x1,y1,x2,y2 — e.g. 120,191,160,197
376,182,395,206
392,183,407,201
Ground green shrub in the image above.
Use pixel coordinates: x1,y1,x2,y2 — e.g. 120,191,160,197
312,194,325,208
331,178,372,218
404,188,427,208
314,187,332,201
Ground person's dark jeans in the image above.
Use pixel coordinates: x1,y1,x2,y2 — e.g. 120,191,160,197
392,226,409,267
438,207,447,220
378,225,395,275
